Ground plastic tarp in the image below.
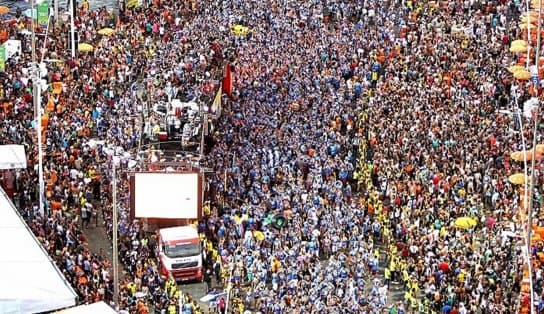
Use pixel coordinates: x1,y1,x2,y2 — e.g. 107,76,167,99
55,301,117,314
0,188,78,314
0,145,27,170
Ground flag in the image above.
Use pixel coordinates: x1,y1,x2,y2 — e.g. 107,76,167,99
37,2,49,27
222,64,232,97
211,85,222,118
0,45,5,72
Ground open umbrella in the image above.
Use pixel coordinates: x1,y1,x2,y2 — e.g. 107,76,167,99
536,144,544,154
508,173,531,185
438,261,449,272
511,39,528,47
78,43,94,52
511,150,542,161
231,24,250,36
23,8,37,19
514,69,532,80
510,44,529,53
521,16,539,24
519,22,537,29
0,6,9,15
507,65,526,73
97,27,115,36
454,216,477,229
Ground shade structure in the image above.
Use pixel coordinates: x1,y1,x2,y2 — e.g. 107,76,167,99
454,216,477,229
508,173,531,185
511,150,542,161
514,69,532,80
54,301,117,314
231,24,250,36
511,39,528,47
0,145,27,170
508,65,527,73
521,15,539,24
0,6,9,14
522,11,540,17
97,28,115,36
0,188,78,313
519,23,537,29
510,45,529,53
531,0,543,8
536,144,544,154
77,43,94,52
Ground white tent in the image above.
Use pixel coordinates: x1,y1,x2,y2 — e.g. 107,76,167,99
55,301,117,314
0,145,27,170
0,188,78,314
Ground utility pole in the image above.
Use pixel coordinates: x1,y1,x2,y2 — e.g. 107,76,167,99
112,162,119,305
31,0,45,217
54,0,58,25
69,0,76,58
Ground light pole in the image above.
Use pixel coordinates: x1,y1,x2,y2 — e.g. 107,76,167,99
69,0,76,58
30,0,45,217
112,160,120,306
526,1,542,310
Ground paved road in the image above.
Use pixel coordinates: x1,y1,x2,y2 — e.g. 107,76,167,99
83,213,211,312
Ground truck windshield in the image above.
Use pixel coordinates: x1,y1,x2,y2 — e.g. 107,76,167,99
164,243,200,258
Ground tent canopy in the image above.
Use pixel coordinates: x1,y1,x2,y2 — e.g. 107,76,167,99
0,145,27,170
55,301,117,314
0,188,78,313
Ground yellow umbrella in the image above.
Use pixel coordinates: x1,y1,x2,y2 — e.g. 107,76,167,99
511,39,528,47
511,149,542,161
454,217,477,229
510,45,529,53
78,43,94,52
0,6,9,14
521,11,539,18
514,69,532,80
507,65,526,73
531,2,544,9
231,24,250,36
508,173,531,185
511,151,524,161
97,27,115,36
536,144,544,154
519,23,537,29
521,16,539,24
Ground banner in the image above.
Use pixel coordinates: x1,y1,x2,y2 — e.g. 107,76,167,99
0,46,5,72
222,64,232,97
211,85,222,118
37,2,49,27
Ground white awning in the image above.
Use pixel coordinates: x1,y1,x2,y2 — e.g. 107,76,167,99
0,188,78,313
0,145,27,170
55,301,117,314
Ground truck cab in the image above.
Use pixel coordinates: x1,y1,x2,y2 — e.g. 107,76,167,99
157,225,203,281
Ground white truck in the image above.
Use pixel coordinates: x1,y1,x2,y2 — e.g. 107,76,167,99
156,225,203,281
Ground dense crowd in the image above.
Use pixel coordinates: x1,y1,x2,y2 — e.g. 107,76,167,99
2,0,544,313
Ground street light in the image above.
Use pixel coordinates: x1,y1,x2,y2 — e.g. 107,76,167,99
112,159,119,306
30,0,46,217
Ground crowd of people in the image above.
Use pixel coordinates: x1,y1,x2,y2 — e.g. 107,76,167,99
1,0,544,313
0,0,223,313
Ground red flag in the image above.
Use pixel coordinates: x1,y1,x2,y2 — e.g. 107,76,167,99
222,64,233,96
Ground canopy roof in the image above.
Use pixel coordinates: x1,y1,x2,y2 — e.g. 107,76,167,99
0,188,78,313
55,301,117,314
0,145,27,170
